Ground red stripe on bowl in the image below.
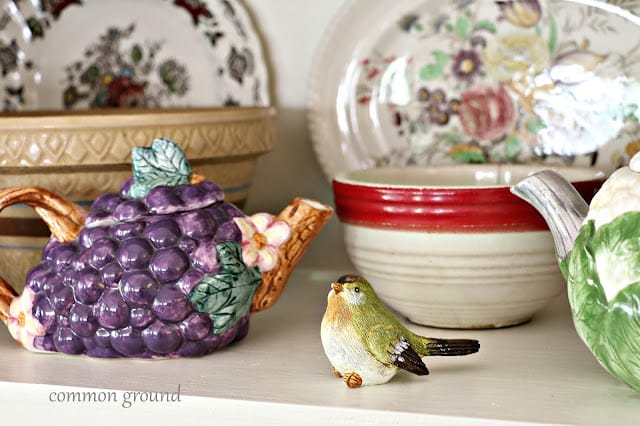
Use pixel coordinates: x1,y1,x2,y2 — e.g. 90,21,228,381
333,178,602,233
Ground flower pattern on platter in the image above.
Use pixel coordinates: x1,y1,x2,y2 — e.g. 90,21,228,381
0,8,35,111
63,24,190,109
355,0,640,171
1,0,265,110
233,213,291,273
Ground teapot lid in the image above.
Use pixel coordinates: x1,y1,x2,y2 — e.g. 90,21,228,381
585,152,640,230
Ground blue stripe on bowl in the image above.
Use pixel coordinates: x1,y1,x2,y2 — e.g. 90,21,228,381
0,244,44,250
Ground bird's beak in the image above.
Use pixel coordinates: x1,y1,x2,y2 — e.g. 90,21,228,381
331,283,343,294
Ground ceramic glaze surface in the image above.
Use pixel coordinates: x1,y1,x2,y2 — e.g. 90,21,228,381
0,107,276,289
0,0,269,110
333,164,604,328
309,0,640,180
22,187,254,357
12,139,267,357
511,153,640,392
0,138,333,357
320,274,479,387
333,164,604,232
342,225,561,328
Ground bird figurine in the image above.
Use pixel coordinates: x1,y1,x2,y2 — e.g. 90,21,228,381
321,274,480,388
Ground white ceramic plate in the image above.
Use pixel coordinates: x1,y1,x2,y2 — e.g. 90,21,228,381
308,0,640,180
0,0,269,110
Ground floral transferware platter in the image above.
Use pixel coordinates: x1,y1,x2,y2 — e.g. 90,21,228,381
308,0,640,179
0,0,269,110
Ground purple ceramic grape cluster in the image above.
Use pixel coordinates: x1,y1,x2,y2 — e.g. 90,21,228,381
27,180,251,358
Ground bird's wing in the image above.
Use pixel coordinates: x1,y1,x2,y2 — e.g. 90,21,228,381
365,324,429,376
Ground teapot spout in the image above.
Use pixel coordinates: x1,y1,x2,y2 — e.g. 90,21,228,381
511,171,588,265
251,198,333,312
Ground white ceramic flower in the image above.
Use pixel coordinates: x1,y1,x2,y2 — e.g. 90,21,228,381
8,288,45,351
234,213,291,272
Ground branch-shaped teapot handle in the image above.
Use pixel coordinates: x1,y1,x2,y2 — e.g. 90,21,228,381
0,187,86,323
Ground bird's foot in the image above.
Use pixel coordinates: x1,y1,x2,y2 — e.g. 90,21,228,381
343,372,363,388
332,367,343,378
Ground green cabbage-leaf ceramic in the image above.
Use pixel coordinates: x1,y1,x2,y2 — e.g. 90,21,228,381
564,213,640,390
510,155,640,392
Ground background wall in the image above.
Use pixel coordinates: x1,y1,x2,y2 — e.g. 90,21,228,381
244,0,350,269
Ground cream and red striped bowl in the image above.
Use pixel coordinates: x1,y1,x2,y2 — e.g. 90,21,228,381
333,164,605,329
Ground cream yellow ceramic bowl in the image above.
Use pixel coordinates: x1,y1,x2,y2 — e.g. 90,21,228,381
0,107,275,288
333,164,605,329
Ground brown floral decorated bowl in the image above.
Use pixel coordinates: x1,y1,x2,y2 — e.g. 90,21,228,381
0,106,275,287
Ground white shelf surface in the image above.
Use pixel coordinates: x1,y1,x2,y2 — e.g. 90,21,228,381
1,268,639,425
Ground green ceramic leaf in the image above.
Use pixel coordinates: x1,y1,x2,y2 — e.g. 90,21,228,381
566,221,607,348
432,50,449,65
26,17,44,38
440,132,464,144
566,213,640,391
419,63,443,80
600,284,640,390
503,135,522,160
474,19,497,34
81,65,101,86
419,51,449,80
456,17,469,39
445,23,454,32
131,44,143,64
189,242,262,335
451,151,486,163
547,14,558,53
126,137,192,198
488,148,504,162
526,117,546,134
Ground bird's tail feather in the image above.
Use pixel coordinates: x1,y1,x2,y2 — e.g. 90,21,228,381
420,338,480,356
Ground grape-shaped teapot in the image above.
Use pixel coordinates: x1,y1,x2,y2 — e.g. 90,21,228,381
0,138,332,358
511,153,640,392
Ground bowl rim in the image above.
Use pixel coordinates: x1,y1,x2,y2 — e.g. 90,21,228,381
332,164,606,232
332,164,606,190
0,106,277,168
0,106,276,129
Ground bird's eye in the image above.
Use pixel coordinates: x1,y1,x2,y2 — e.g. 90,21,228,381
354,287,360,293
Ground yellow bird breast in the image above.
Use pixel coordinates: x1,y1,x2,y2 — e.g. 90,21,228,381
321,290,397,386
